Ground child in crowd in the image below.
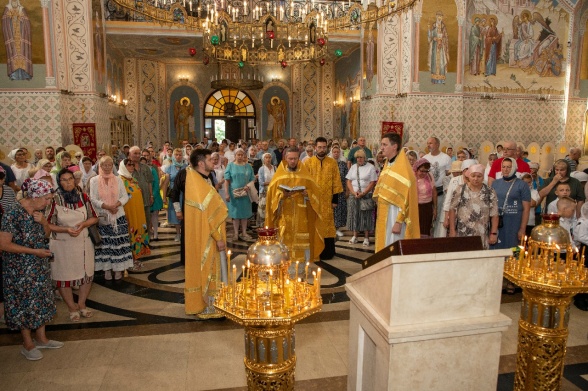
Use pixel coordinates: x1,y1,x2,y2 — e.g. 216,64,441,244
522,173,540,236
557,196,577,244
546,182,571,214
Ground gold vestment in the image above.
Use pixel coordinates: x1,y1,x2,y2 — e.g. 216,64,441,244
373,149,420,252
304,156,344,238
184,167,228,317
265,161,325,262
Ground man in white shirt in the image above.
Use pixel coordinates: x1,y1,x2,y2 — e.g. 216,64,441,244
423,137,452,237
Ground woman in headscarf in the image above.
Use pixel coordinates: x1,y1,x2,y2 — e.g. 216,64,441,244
490,157,531,250
89,156,134,280
78,157,96,194
162,148,187,241
346,149,378,246
10,148,33,189
211,152,226,199
47,169,98,322
49,151,74,185
448,164,499,249
118,159,151,266
257,152,276,226
484,153,497,184
0,166,17,324
0,179,61,361
413,158,437,238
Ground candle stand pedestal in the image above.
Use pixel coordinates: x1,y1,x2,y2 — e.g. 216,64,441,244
215,228,322,390
504,214,588,390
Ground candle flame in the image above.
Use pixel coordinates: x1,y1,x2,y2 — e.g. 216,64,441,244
269,269,273,276
227,250,231,255
556,244,560,250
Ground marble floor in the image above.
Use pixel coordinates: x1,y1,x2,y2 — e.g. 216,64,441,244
2,219,588,390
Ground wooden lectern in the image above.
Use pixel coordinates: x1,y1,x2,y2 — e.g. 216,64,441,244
346,238,512,391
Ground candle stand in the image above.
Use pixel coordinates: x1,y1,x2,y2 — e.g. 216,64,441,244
504,214,588,390
214,228,322,390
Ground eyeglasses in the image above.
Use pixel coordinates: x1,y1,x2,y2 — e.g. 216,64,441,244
418,169,430,173
126,162,135,166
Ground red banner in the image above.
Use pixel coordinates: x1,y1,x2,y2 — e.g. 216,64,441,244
72,123,97,161
381,121,403,139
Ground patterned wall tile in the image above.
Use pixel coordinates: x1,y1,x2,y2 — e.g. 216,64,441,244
321,62,334,139
380,14,400,94
400,11,413,94
0,92,62,151
64,0,91,92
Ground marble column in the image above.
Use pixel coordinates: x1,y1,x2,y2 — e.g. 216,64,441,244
41,0,55,87
412,13,421,92
455,17,463,93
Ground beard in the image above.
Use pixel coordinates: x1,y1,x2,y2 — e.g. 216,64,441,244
316,151,327,158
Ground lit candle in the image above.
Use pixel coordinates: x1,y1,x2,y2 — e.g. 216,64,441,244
295,260,299,281
232,264,237,304
246,259,251,279
288,35,291,48
305,262,309,282
317,267,322,296
269,269,273,312
227,250,232,280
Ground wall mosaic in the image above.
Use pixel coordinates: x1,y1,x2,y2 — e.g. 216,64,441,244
301,62,318,141
64,0,91,92
463,0,570,94
321,61,334,140
124,58,139,145
380,14,400,94
400,11,413,94
138,59,161,147
52,0,68,89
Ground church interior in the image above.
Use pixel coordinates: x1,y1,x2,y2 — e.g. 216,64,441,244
2,0,588,389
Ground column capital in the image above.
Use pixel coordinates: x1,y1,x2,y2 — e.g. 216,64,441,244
413,13,421,23
40,0,51,8
457,17,465,27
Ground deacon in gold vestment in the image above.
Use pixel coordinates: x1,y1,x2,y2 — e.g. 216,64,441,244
304,137,344,259
373,133,420,252
265,147,325,262
182,149,228,318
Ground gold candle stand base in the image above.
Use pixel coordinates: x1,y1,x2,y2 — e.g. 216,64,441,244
513,287,572,391
244,325,296,390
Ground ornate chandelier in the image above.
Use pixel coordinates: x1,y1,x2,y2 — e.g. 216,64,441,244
110,0,416,65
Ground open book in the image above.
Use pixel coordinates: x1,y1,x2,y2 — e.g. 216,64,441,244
279,184,306,192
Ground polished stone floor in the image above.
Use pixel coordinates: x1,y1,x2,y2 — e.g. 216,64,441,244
2,219,588,390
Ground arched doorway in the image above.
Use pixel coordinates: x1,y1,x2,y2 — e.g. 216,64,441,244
204,88,255,142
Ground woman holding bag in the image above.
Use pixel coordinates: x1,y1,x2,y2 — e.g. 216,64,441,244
345,150,378,246
47,169,98,322
89,156,134,280
224,148,255,241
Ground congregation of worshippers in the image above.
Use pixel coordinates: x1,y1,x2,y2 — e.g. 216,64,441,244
1,135,587,361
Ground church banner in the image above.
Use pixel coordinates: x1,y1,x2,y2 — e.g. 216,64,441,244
72,123,97,161
381,121,403,139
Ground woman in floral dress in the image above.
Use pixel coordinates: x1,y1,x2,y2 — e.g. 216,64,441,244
119,159,151,265
0,179,63,361
331,145,348,238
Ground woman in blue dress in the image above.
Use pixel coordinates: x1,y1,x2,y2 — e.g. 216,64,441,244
0,179,63,361
224,148,255,241
162,148,186,241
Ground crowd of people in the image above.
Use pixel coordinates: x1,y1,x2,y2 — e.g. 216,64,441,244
0,135,586,361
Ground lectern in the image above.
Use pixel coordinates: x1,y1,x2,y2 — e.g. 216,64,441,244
346,240,513,391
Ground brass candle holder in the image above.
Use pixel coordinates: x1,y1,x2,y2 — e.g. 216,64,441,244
504,214,588,390
214,228,322,390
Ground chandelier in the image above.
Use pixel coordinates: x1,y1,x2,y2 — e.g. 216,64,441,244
110,0,417,65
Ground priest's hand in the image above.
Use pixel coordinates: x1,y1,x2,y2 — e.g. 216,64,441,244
217,240,226,251
392,222,402,234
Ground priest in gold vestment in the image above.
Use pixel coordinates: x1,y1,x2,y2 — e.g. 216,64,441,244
373,133,420,252
182,149,228,318
265,147,325,262
305,137,344,259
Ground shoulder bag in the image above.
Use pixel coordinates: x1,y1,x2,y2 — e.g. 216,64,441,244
357,165,375,211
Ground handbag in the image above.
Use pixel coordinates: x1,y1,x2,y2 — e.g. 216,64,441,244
232,187,248,198
356,165,375,211
84,197,102,246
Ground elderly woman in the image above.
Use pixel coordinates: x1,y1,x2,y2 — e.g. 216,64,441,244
0,167,17,324
448,164,499,249
79,157,96,194
414,158,437,238
331,145,348,237
89,156,134,280
406,150,418,168
183,144,193,164
162,148,186,241
346,149,378,246
10,148,33,188
540,159,585,217
119,159,151,264
224,148,255,241
212,152,226,198
47,169,98,322
491,157,531,250
0,179,61,361
257,152,276,224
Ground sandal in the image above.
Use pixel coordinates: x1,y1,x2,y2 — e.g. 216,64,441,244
79,308,93,318
69,311,80,322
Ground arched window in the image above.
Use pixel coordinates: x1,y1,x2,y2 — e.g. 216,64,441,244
204,89,255,117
